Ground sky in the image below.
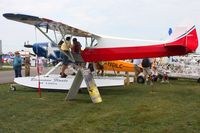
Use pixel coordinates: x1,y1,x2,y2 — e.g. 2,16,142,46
1,0,200,53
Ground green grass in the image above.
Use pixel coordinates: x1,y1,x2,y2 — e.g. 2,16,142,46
0,67,13,71
0,79,200,133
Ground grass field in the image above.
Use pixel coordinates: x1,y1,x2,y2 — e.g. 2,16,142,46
0,67,13,71
0,79,200,133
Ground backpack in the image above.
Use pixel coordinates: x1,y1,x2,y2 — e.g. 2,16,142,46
142,58,150,67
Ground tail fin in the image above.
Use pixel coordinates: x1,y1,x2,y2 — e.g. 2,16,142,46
169,26,189,40
165,25,198,53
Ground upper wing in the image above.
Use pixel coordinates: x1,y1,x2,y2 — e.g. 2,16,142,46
3,13,99,37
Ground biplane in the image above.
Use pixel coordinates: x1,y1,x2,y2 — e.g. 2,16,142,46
3,13,198,91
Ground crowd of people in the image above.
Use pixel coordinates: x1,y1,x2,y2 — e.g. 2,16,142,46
133,58,169,85
12,51,43,78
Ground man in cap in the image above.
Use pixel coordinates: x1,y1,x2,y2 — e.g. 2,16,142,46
13,51,22,77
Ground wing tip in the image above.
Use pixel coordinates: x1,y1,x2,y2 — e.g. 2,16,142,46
3,13,15,19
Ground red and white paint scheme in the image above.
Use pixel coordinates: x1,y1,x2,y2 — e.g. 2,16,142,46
82,26,198,62
3,13,199,91
3,13,198,62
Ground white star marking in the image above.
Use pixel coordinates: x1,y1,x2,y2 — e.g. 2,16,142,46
47,43,59,58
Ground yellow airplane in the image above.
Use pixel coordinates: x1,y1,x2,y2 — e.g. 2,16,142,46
96,60,157,84
96,60,140,73
101,59,157,73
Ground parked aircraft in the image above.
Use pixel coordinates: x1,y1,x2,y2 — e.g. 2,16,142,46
3,13,198,62
3,13,198,91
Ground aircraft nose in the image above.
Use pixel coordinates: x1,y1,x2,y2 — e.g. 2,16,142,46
32,42,48,57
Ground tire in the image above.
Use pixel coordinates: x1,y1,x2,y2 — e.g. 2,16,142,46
10,86,16,91
137,76,145,84
158,74,163,80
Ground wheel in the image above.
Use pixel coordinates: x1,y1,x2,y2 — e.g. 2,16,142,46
137,76,145,84
10,85,16,91
158,74,163,80
152,76,158,82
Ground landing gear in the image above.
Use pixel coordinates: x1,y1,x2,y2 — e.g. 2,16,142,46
137,76,145,84
10,84,16,91
137,72,145,84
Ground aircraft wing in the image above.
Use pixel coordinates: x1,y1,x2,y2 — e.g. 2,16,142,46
3,13,98,37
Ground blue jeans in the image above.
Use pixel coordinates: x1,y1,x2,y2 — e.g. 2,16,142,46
61,52,69,65
14,65,22,78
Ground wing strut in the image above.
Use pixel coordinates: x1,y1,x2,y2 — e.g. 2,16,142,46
88,37,96,47
35,25,56,44
53,26,58,43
